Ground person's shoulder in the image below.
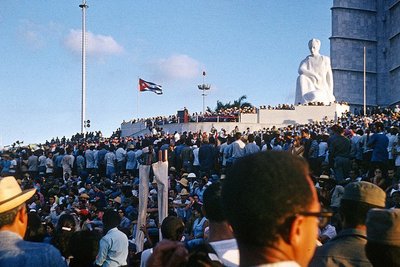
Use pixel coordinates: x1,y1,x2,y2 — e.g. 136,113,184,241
23,240,64,256
312,238,342,258
8,240,67,266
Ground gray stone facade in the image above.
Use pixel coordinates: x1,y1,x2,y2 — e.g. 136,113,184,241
331,0,400,106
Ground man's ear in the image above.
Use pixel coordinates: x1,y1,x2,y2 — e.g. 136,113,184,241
17,205,28,237
289,215,304,246
17,205,27,224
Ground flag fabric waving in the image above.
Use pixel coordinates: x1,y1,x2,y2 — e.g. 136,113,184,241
139,78,163,95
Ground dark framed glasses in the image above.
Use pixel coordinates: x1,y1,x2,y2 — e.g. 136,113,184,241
298,211,334,222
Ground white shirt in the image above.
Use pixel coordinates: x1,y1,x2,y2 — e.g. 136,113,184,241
46,157,54,173
209,238,240,267
193,146,200,166
318,142,328,157
95,227,128,267
319,224,337,239
140,248,153,267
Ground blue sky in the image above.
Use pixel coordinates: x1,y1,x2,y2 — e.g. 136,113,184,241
0,1,332,147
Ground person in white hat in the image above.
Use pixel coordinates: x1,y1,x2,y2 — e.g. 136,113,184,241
0,176,67,266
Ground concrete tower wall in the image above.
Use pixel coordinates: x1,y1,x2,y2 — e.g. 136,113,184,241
388,1,400,105
331,0,377,105
331,0,400,107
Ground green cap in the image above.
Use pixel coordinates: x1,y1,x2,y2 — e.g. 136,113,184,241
367,208,400,246
342,181,385,207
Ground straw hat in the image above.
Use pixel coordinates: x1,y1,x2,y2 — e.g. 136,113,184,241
79,193,90,200
178,178,189,187
179,188,189,196
114,196,122,204
0,176,36,213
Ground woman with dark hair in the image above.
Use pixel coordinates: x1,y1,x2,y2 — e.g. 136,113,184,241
24,212,46,242
187,203,208,249
51,214,76,262
69,230,101,267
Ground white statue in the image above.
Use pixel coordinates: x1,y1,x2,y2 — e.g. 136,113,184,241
295,38,335,105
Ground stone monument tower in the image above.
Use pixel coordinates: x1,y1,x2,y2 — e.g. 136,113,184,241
331,0,400,106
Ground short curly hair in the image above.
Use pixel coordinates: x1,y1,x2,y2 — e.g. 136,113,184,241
222,151,314,247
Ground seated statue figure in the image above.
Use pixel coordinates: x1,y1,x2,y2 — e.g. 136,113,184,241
295,38,335,105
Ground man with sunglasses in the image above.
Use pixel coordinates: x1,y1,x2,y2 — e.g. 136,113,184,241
221,151,325,267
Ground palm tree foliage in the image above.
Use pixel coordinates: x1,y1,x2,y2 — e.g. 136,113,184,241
213,95,253,112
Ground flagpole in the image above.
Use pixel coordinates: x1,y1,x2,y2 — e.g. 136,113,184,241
363,46,366,116
137,77,140,120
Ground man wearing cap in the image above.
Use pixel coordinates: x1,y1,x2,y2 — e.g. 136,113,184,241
310,181,386,267
0,176,67,266
365,208,400,266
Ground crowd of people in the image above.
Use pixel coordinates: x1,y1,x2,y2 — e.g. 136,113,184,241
122,105,260,127
2,105,400,266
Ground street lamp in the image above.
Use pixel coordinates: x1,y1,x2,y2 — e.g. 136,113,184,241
79,0,88,134
198,71,211,115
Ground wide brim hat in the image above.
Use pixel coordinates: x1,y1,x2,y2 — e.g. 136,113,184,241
319,175,330,180
79,193,90,200
114,196,122,204
178,178,189,187
0,176,36,213
179,188,190,196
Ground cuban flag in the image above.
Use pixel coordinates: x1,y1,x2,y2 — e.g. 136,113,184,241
139,78,163,95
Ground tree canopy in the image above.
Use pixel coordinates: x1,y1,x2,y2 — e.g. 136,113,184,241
213,95,253,112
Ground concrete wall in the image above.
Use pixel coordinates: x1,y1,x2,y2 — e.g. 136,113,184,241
240,113,258,123
331,0,400,106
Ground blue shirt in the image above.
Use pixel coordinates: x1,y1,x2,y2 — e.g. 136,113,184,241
368,132,389,162
85,149,96,168
95,227,129,267
0,231,67,267
54,154,64,168
126,150,137,170
244,142,260,155
198,144,216,171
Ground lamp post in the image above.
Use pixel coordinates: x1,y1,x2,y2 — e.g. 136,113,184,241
198,71,211,115
79,0,88,134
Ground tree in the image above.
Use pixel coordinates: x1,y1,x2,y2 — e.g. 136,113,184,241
214,95,253,112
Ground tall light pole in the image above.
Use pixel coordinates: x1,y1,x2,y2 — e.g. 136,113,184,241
79,0,88,134
363,46,366,116
198,71,211,115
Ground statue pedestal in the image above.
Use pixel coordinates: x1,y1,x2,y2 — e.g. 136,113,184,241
257,103,349,126
121,103,350,137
